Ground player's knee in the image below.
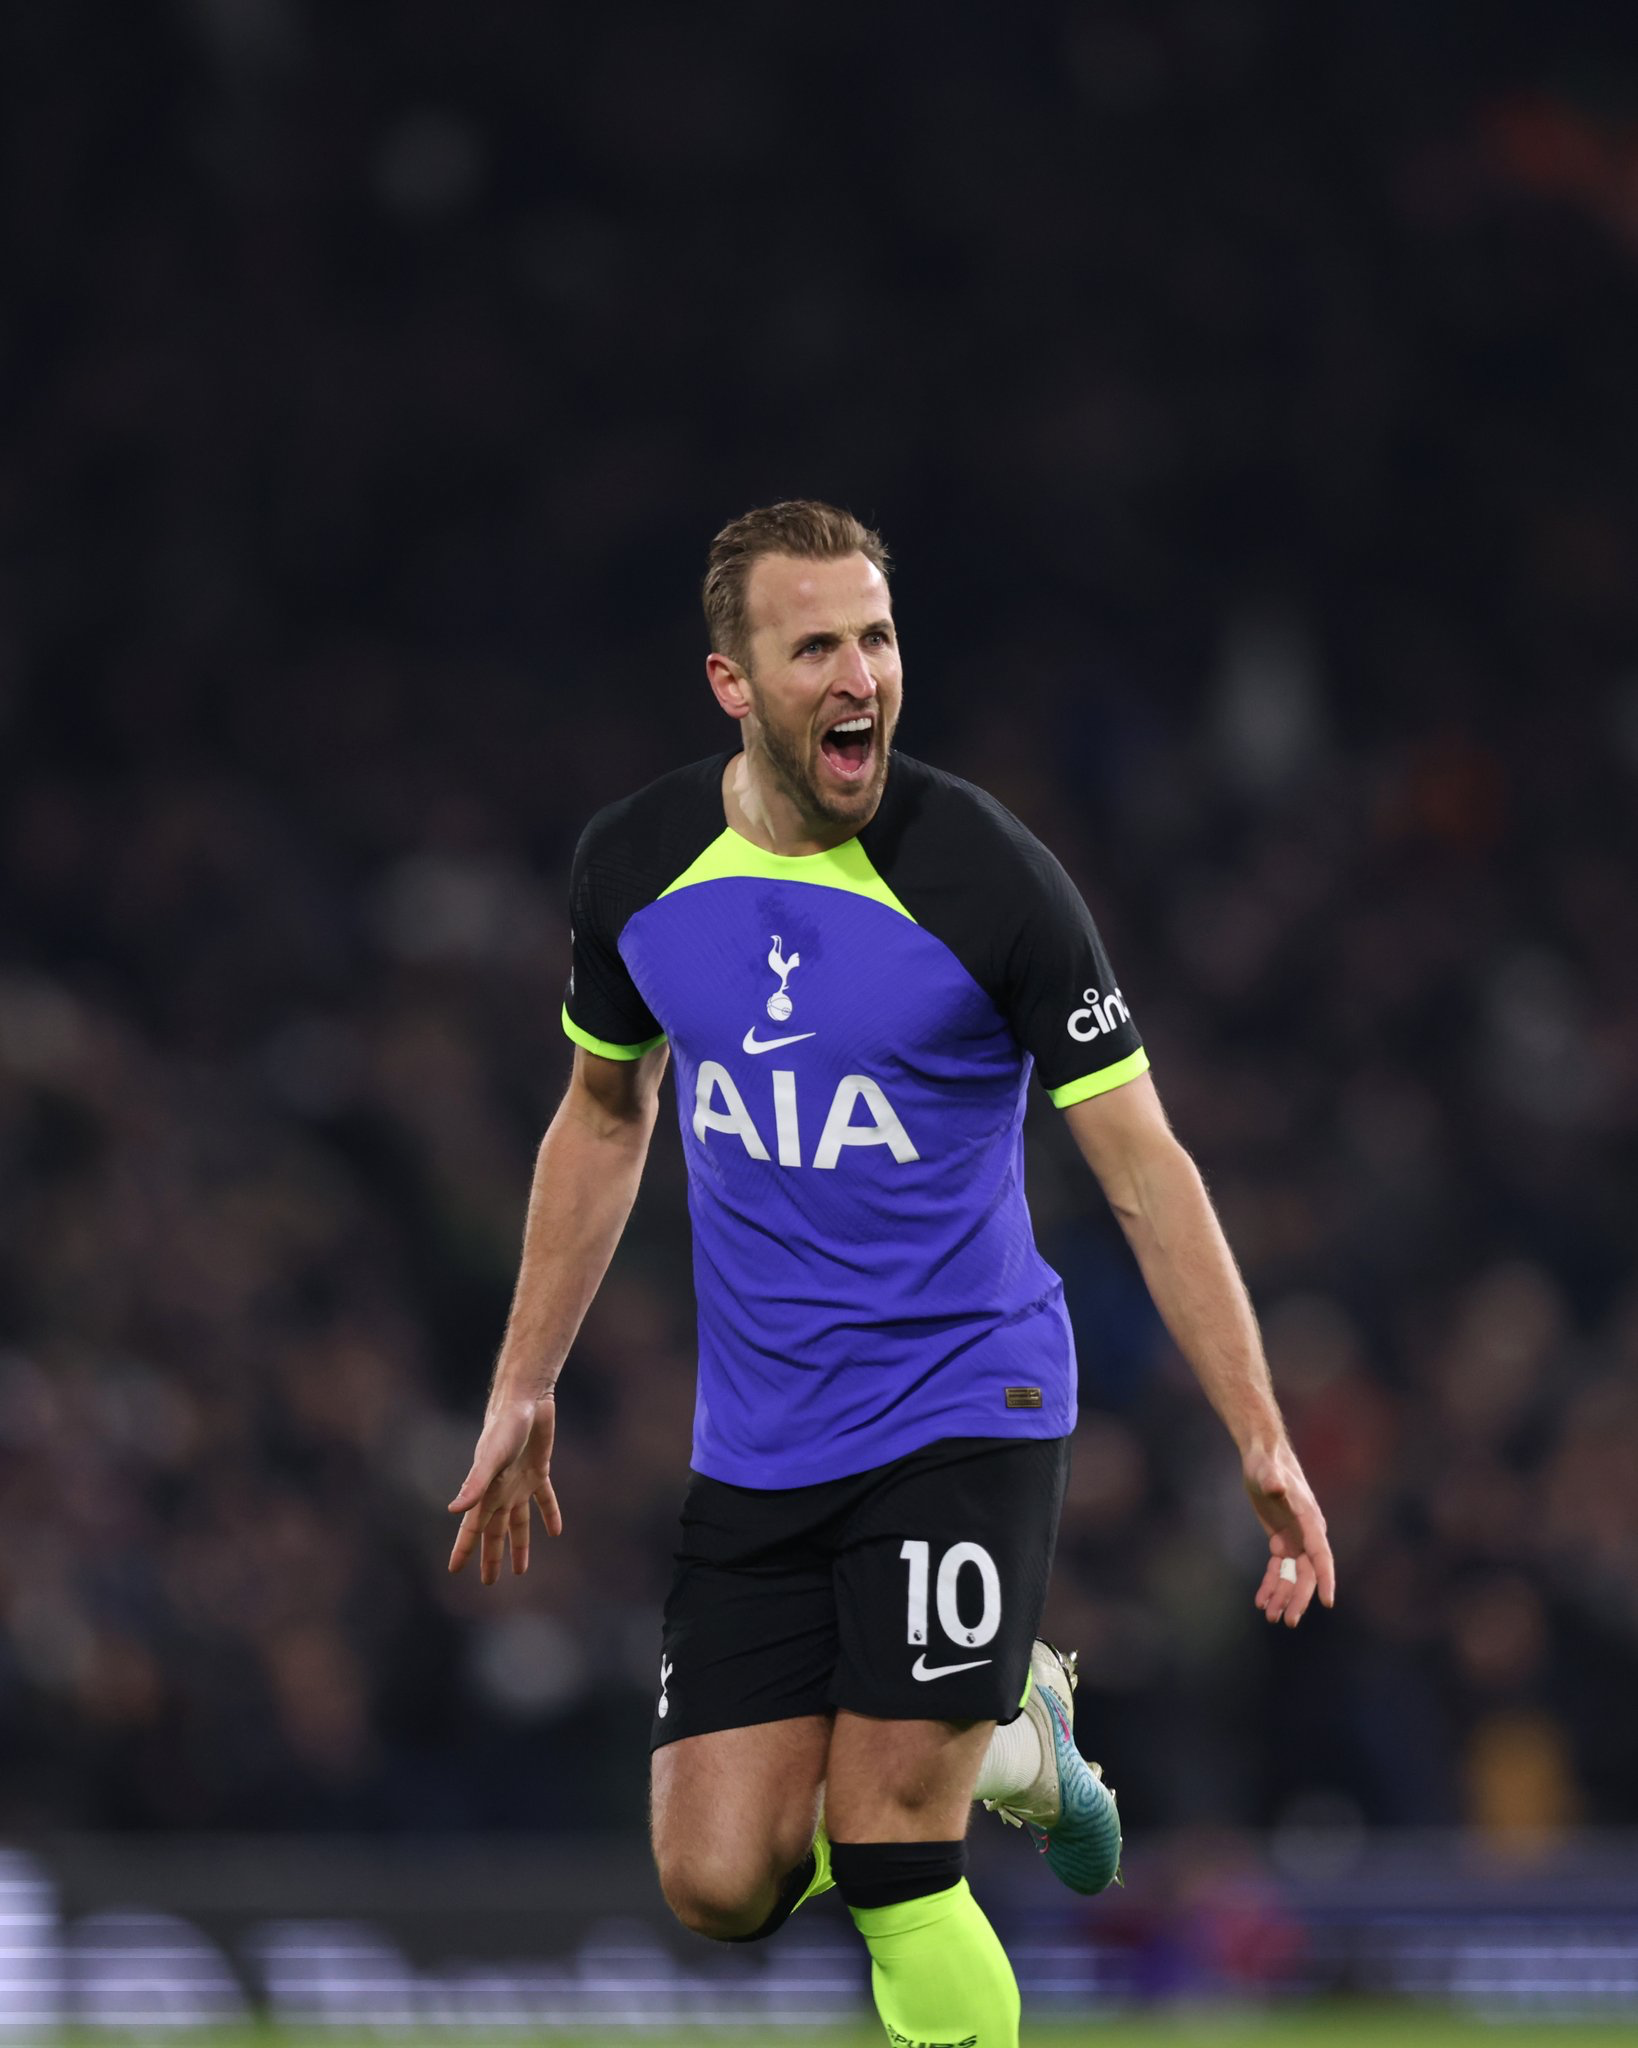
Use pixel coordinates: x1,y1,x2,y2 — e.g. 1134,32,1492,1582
657,1852,771,1942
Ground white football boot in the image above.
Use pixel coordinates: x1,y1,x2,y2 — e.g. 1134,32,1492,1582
984,1640,1122,1894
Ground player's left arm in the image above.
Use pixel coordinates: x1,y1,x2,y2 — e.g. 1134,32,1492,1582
1061,1073,1336,1627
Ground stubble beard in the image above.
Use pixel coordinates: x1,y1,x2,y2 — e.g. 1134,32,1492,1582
748,685,893,834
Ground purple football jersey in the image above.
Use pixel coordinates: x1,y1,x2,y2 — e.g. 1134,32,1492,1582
564,752,1147,1487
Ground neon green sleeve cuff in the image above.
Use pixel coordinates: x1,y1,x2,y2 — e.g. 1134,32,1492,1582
1049,1045,1150,1108
561,1004,666,1061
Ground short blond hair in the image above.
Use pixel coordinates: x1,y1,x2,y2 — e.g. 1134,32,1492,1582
702,500,891,670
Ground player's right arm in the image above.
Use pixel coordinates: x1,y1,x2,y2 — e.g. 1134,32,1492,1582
447,1039,669,1585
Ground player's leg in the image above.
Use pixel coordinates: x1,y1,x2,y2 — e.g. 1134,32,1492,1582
651,1717,830,1939
825,1709,1018,2047
826,1708,992,1839
824,1436,1071,2048
647,1470,841,1942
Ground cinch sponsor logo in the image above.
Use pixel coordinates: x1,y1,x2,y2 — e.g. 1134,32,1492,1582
692,1062,919,1170
1067,985,1130,1042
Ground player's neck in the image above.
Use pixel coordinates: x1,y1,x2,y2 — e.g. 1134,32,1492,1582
722,751,877,858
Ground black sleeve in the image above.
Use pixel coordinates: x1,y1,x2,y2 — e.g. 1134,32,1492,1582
863,757,1147,1104
563,811,665,1058
559,754,732,1058
993,822,1147,1102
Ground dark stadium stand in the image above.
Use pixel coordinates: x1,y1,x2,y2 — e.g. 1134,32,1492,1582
1,1,1635,1875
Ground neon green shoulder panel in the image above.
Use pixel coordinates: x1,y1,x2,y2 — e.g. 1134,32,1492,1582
659,828,914,920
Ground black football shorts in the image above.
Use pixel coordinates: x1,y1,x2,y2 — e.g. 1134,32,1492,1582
650,1434,1070,1748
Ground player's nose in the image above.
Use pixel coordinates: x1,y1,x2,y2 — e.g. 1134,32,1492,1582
836,640,877,695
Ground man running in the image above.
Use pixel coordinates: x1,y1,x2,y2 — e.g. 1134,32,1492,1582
449,500,1334,2048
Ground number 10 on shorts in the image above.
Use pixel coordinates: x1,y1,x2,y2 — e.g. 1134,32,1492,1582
899,1539,1002,1648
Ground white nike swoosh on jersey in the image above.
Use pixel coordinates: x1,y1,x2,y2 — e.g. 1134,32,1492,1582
741,1028,817,1054
910,1654,993,1681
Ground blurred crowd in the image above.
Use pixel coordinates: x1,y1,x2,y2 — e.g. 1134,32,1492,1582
2,2,1636,1838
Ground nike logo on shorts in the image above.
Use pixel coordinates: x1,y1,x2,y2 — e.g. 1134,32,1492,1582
911,1653,993,1681
742,1027,817,1054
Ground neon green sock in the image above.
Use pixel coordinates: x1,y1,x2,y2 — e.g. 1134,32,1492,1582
795,1821,834,1912
848,1878,1019,2048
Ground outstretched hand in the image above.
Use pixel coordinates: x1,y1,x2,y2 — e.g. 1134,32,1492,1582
447,1395,562,1585
1244,1440,1335,1627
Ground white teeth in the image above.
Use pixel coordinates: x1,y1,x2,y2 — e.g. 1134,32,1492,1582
830,717,872,734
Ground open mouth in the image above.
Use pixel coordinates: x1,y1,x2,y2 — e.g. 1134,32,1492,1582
818,714,876,781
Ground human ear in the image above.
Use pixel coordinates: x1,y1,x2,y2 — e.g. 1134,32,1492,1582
705,652,752,721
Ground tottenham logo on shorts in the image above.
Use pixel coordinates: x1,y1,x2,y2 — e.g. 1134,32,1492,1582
657,1655,673,1719
766,935,800,1021
1068,985,1131,1042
